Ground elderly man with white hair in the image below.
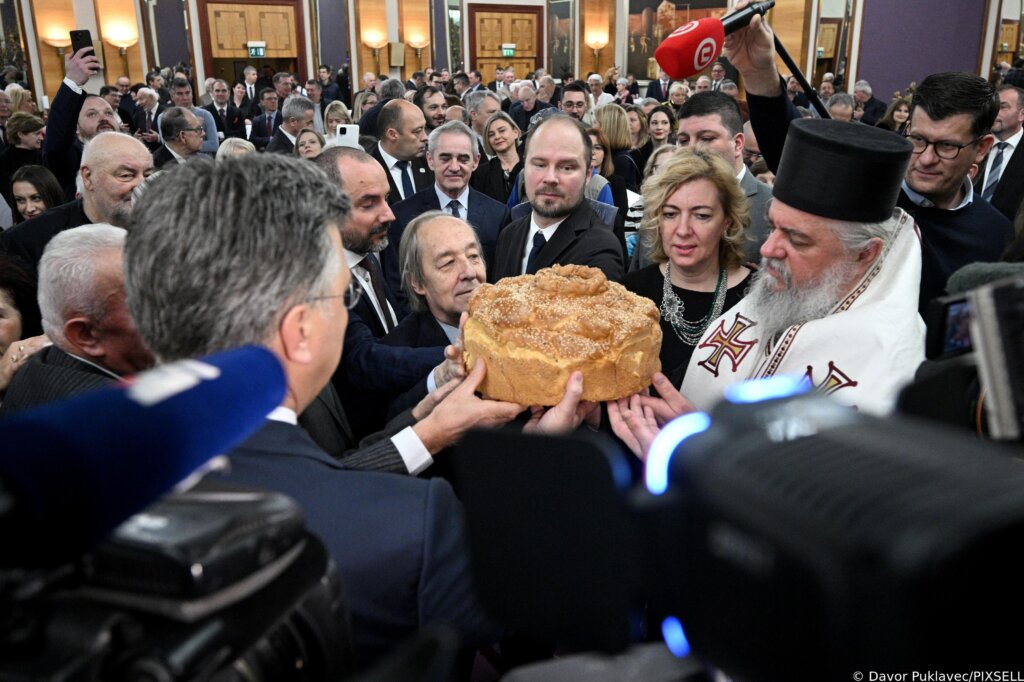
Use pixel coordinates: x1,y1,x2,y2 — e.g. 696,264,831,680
0,224,154,414
852,79,887,126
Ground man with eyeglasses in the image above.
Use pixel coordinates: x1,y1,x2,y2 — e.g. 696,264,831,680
720,0,1012,317
559,81,590,121
122,153,529,667
152,107,204,167
156,77,219,155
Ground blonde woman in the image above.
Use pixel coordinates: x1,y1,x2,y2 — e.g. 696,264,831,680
593,104,641,191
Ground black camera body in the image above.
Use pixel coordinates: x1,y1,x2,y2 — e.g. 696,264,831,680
1,481,353,681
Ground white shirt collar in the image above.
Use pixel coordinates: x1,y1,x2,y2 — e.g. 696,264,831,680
344,247,369,268
281,127,297,144
378,142,401,169
438,320,460,344
267,406,298,424
1000,126,1023,150
167,145,189,164
435,184,470,212
736,165,748,183
64,351,123,380
901,176,974,210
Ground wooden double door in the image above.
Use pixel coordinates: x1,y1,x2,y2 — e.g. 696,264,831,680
468,5,543,79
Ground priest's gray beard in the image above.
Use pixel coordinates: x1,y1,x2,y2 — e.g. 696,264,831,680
745,256,858,343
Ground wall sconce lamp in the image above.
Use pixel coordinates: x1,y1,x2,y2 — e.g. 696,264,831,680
106,34,139,77
42,36,73,75
408,37,430,69
586,35,608,69
363,31,390,73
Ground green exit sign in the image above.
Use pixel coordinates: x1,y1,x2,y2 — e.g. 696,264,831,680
248,46,265,58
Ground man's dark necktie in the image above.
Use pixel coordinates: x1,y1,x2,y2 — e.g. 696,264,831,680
359,255,396,331
145,111,152,133
526,231,546,274
448,200,461,219
983,141,1010,201
266,115,273,136
248,85,254,100
219,108,227,127
394,160,415,199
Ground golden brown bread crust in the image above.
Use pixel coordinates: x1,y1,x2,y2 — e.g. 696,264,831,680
463,265,662,405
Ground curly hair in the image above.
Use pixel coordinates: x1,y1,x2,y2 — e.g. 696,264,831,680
640,149,748,269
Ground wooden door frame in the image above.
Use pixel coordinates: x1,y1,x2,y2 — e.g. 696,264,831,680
196,0,308,81
467,4,544,73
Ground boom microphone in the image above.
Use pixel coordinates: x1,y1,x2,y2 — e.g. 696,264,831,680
655,0,775,80
0,345,286,566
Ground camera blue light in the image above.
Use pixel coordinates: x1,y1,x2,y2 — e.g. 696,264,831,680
644,412,711,495
724,375,808,405
661,616,692,658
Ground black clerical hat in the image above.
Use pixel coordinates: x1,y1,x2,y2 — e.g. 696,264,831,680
773,118,913,223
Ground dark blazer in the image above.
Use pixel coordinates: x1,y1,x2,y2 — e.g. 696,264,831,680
151,144,179,169
203,102,247,139
0,346,114,415
238,93,261,119
974,143,1024,222
249,110,282,149
470,155,523,205
508,99,554,133
42,82,87,201
381,311,450,419
490,200,625,283
264,128,295,155
390,186,509,267
130,105,166,151
0,199,90,276
370,145,432,205
216,420,500,666
858,96,888,127
646,78,674,102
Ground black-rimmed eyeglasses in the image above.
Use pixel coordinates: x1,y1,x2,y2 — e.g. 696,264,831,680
903,132,986,160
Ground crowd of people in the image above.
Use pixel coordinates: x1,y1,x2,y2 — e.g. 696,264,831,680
1,0,1024,672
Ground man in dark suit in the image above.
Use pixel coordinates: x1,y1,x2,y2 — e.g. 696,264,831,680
391,120,509,266
852,79,888,126
0,225,154,415
318,64,341,103
975,84,1024,222
130,87,165,151
508,84,553,132
491,115,624,282
265,95,315,154
371,99,432,205
122,153,534,666
203,78,246,140
248,87,281,150
646,70,673,102
43,47,121,201
239,65,262,118
152,107,204,168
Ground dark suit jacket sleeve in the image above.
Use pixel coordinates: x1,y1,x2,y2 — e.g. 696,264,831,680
42,83,86,197
586,228,627,283
342,311,444,391
747,83,801,174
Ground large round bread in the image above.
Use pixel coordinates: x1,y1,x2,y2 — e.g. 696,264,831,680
463,264,662,405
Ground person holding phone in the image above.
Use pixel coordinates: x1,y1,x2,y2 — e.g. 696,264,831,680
42,39,120,200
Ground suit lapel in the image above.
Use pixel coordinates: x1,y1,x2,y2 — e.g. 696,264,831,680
533,203,589,271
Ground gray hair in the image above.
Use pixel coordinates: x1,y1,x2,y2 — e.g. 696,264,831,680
399,210,483,313
465,90,500,114
854,80,872,95
124,155,349,361
161,106,192,139
427,120,480,155
281,94,314,122
136,87,157,104
379,78,407,100
830,211,898,254
616,78,629,87
827,92,855,110
216,137,256,160
38,224,126,347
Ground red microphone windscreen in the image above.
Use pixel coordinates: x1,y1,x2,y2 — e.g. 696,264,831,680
654,17,726,81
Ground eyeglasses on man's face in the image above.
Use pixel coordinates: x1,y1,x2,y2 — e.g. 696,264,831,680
903,132,986,160
308,279,363,310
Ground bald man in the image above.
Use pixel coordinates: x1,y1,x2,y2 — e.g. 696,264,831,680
372,99,432,204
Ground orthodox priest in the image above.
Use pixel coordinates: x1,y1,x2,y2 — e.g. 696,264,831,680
680,118,925,416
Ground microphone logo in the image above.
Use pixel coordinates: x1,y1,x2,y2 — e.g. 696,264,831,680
694,37,718,71
669,20,700,38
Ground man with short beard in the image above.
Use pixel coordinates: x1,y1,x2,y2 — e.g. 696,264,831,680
44,46,121,200
680,119,925,416
490,114,623,282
